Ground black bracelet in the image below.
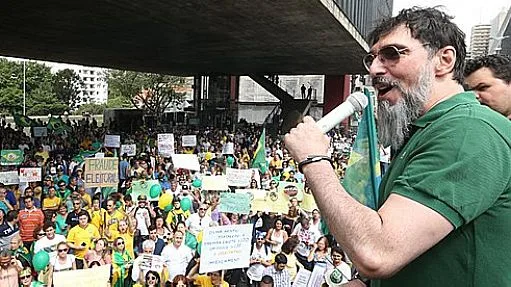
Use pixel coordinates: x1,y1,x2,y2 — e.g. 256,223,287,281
298,155,334,173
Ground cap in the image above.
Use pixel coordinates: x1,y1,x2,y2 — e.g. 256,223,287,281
324,268,348,286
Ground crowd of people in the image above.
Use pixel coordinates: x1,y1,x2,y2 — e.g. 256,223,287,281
0,112,357,287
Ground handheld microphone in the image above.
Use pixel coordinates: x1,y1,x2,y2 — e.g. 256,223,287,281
316,92,369,133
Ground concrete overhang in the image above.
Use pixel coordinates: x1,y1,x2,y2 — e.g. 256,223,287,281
0,0,369,75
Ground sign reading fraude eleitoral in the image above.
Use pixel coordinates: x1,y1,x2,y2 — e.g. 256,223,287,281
84,158,119,188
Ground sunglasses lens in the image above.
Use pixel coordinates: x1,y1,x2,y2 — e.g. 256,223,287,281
363,54,375,70
380,46,400,61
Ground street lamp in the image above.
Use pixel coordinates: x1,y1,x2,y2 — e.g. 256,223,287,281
9,60,27,115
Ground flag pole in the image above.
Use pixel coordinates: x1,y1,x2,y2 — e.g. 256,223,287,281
364,87,379,207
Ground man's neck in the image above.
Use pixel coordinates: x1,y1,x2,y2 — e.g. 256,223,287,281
423,81,464,113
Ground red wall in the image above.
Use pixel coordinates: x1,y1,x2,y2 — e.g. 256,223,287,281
323,75,351,127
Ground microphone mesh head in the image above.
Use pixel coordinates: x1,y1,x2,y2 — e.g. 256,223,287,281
347,92,369,111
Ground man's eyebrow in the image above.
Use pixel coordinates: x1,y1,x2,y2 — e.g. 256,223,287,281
472,82,488,90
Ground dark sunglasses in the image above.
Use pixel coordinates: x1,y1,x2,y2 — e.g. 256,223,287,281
20,275,31,280
363,44,429,71
147,275,157,280
199,208,206,211
38,233,45,236
58,248,68,252
117,241,125,246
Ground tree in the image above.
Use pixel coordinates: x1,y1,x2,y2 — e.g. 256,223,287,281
74,103,106,115
107,70,186,123
52,69,84,110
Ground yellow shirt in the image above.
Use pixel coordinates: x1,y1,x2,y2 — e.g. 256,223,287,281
81,193,92,209
89,208,107,233
194,275,229,287
42,196,61,210
112,230,135,258
105,210,125,241
67,224,100,259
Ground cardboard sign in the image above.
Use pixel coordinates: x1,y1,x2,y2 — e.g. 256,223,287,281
120,144,136,157
181,135,197,147
219,192,251,214
130,180,161,202
0,171,19,185
53,264,110,287
226,168,252,187
222,142,234,155
84,158,118,188
202,176,229,191
33,127,48,137
104,134,121,148
19,167,42,182
171,154,200,171
158,133,175,156
199,224,252,273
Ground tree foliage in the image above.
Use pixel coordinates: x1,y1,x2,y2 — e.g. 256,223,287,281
52,69,84,110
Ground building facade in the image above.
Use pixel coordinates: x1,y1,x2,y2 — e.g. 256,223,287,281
469,24,492,59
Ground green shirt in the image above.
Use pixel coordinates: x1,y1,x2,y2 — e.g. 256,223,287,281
373,92,511,287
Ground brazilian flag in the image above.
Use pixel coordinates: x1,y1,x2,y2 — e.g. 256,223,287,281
47,117,71,135
13,113,35,128
0,150,24,166
251,127,268,173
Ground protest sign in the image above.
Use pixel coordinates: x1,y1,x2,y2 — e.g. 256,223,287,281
53,264,110,287
199,224,252,273
138,254,164,273
171,154,200,171
0,171,19,185
235,189,267,201
226,168,252,187
278,181,305,201
219,192,251,214
202,175,229,191
158,133,175,156
19,167,42,182
307,265,327,287
84,158,118,188
130,180,161,202
181,135,197,147
121,144,136,156
95,152,105,158
0,150,24,166
248,189,288,214
301,191,319,213
33,126,48,137
222,142,234,155
293,268,312,287
104,134,121,148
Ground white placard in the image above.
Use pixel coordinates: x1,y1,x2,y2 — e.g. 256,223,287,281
104,134,121,148
307,265,327,287
0,171,20,185
222,142,234,155
170,154,200,171
158,133,175,156
292,268,312,287
120,144,136,157
33,127,48,137
19,167,42,182
199,224,252,273
95,153,105,158
53,264,110,287
202,176,229,191
226,168,252,187
181,135,197,147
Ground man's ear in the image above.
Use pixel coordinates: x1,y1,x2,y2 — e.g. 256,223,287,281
435,46,456,78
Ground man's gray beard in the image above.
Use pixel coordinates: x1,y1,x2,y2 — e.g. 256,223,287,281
376,66,433,150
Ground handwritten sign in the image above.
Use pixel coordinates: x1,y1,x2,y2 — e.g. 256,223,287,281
84,158,118,188
53,264,110,287
202,176,229,191
138,254,164,273
33,127,48,137
104,134,121,148
171,154,200,171
158,133,175,156
181,135,197,147
0,171,19,185
219,192,251,214
292,268,312,287
199,224,252,273
120,144,136,156
226,168,252,187
19,167,42,182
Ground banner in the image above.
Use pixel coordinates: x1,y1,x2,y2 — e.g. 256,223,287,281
33,127,48,137
19,167,42,182
252,190,289,214
278,181,305,201
222,142,234,155
120,144,136,157
226,168,253,187
219,192,251,214
53,264,110,287
158,133,175,156
0,150,24,166
301,190,319,213
171,154,200,171
0,171,19,185
84,158,118,188
199,224,252,273
130,180,160,202
202,176,229,191
181,135,197,147
235,189,267,201
104,134,121,148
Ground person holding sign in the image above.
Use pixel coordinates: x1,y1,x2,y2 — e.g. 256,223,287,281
66,210,100,269
187,259,229,287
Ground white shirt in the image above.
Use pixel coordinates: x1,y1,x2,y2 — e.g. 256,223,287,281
33,234,67,260
160,244,193,280
135,207,150,236
186,213,212,236
51,254,75,272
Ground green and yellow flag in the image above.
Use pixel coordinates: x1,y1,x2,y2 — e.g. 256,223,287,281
12,113,35,128
0,150,24,166
47,117,71,135
251,127,268,174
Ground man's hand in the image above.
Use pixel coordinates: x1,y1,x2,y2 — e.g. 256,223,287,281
284,116,330,163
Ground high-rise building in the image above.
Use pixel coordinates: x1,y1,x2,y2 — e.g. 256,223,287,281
469,24,492,59
489,7,510,54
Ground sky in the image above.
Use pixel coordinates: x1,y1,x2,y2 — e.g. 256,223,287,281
392,0,510,44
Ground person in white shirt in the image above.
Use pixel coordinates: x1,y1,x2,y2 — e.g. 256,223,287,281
185,204,212,237
132,240,167,284
247,232,272,285
309,209,323,237
33,222,66,260
160,230,193,281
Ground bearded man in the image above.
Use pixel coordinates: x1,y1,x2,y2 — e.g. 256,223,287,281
284,7,511,287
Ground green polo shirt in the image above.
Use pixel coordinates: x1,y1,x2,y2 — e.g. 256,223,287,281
373,92,511,287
